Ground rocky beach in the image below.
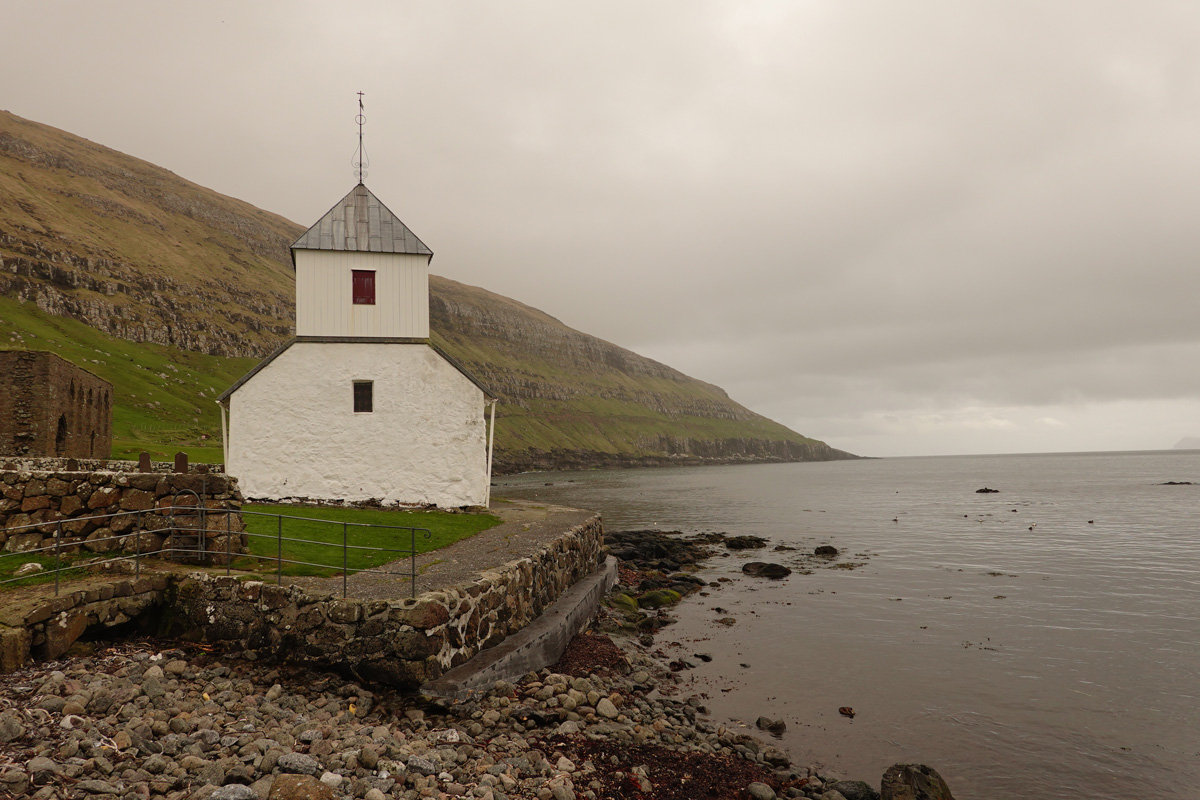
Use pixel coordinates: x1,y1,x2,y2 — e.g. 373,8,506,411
0,528,953,800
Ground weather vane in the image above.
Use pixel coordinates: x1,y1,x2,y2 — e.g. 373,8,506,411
353,92,369,183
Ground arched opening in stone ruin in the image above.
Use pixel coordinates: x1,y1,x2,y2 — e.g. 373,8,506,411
55,415,68,455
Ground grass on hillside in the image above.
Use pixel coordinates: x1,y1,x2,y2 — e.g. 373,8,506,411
239,504,502,577
0,293,819,468
0,295,257,463
0,293,816,468
432,330,820,455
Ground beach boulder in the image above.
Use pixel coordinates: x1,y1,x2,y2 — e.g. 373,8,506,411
742,562,792,579
827,780,881,800
725,535,768,550
880,764,955,800
636,589,682,609
605,592,639,613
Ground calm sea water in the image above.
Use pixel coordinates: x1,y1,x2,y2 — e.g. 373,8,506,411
496,451,1200,800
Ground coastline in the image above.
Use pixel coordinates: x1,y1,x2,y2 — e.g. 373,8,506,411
0,631,847,800
0,533,921,800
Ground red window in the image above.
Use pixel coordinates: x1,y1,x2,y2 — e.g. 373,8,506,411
352,270,376,305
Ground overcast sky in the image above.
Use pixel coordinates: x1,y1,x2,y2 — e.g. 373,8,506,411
5,0,1200,457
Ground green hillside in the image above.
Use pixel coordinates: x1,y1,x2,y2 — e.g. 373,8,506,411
0,110,854,470
0,294,253,461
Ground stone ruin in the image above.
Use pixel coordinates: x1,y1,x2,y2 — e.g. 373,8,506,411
0,350,113,459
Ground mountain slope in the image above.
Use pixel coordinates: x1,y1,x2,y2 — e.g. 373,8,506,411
0,110,854,470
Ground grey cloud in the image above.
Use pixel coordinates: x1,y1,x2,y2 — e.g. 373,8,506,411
4,0,1200,455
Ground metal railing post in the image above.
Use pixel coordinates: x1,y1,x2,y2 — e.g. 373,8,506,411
342,521,348,598
135,513,141,580
199,495,207,563
225,510,231,576
54,520,63,597
411,527,417,599
277,515,283,585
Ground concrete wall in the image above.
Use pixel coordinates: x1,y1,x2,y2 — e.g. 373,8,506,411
226,341,488,508
0,468,245,561
0,351,113,458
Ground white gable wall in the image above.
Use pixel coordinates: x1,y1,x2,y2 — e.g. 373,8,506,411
295,250,430,338
226,341,487,507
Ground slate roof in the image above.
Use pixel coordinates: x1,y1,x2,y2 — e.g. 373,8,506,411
290,183,432,266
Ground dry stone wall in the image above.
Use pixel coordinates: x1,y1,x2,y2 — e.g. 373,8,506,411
0,466,246,562
167,515,604,690
0,456,228,474
0,575,169,671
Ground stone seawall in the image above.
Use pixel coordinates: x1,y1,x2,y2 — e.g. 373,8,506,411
0,467,246,561
168,515,604,689
0,514,605,690
0,575,170,671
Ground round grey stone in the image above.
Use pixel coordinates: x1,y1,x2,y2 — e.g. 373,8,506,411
277,752,321,776
748,781,776,800
211,786,257,800
0,712,25,743
406,755,436,776
828,780,880,800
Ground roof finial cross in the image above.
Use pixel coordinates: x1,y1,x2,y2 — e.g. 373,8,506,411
353,92,369,184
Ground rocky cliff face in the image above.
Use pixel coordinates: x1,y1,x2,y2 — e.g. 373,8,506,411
0,112,296,358
430,280,743,420
0,235,294,357
0,110,854,468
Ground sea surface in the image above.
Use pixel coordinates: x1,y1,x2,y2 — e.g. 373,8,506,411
495,451,1200,799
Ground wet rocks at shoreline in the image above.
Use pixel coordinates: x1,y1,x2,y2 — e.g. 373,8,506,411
742,562,793,579
0,524,954,800
724,536,768,551
604,530,715,572
0,635,815,800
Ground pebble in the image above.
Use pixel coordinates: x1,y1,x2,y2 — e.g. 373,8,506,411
749,782,779,800
0,627,856,800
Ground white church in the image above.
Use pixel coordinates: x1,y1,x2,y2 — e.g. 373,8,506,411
218,183,497,508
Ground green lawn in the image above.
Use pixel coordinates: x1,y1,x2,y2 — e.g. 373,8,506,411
1,505,502,590
0,551,89,590
240,504,502,577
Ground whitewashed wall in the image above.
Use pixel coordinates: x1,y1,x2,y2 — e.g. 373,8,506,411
226,342,487,507
295,251,430,338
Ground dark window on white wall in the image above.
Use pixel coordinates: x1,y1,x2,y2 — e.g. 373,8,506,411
352,270,376,305
353,381,373,413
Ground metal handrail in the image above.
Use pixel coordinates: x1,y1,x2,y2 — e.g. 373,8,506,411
0,506,431,598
